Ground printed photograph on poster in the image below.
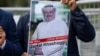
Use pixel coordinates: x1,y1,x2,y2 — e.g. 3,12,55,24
28,0,70,56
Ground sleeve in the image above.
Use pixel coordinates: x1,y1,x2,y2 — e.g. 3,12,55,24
1,11,23,56
70,6,95,42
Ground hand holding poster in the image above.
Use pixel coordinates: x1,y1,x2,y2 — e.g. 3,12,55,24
28,0,70,56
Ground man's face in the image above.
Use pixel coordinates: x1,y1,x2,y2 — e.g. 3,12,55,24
43,7,55,22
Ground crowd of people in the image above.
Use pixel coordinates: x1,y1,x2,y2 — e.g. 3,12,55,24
0,0,95,56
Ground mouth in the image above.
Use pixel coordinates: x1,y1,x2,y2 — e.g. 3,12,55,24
46,15,52,17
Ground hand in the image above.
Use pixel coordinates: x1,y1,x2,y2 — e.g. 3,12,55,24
0,26,6,46
21,52,31,56
61,0,77,11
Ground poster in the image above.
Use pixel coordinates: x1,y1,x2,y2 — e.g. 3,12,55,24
28,0,70,56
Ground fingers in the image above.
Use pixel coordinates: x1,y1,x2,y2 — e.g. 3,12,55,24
61,0,75,6
61,0,69,4
69,0,76,10
61,0,77,11
68,0,73,6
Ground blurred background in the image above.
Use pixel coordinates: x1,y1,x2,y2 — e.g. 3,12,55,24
0,0,100,56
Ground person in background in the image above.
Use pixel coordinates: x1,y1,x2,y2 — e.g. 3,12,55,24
0,9,23,56
17,0,95,56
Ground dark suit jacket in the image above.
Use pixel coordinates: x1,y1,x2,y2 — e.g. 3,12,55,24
17,7,95,56
0,9,23,56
